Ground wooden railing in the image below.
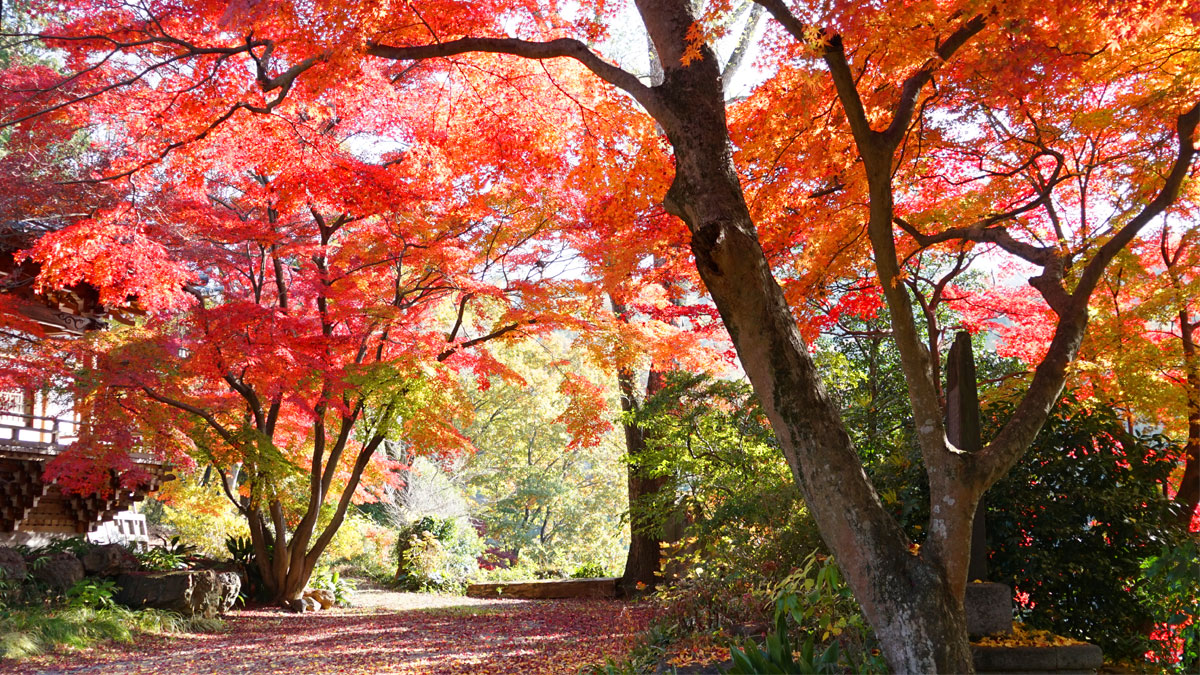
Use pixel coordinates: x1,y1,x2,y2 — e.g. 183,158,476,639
0,412,78,447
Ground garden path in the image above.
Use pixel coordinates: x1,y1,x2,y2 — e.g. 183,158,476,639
8,591,652,674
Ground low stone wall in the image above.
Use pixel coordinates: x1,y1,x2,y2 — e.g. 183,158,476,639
466,577,620,599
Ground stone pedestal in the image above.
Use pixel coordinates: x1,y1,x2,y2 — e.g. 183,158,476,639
965,581,1014,637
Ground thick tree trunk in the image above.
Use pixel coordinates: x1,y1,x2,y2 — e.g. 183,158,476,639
620,431,666,592
246,505,314,603
632,5,975,666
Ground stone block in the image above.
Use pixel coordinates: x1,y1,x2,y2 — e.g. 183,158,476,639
115,569,241,617
82,543,139,577
973,643,1103,673
0,546,27,582
965,581,1013,637
32,552,84,592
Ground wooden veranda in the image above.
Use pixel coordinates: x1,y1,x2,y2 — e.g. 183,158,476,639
0,412,170,534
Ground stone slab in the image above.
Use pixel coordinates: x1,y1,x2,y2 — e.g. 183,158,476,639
965,581,1013,636
973,643,1103,673
466,577,619,599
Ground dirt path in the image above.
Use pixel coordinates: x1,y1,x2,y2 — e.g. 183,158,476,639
5,592,652,675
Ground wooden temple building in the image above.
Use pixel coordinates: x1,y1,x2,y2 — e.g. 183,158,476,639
0,408,169,536
1,221,168,541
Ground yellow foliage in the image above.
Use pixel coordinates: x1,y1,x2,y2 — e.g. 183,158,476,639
322,510,396,570
153,478,248,557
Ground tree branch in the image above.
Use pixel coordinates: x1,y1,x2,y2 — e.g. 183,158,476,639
366,37,659,114
436,320,531,362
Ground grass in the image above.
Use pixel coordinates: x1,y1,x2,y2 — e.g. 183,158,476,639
0,605,225,660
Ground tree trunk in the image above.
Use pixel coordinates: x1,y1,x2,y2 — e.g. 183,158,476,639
1175,309,1199,527
615,345,669,594
632,6,976,665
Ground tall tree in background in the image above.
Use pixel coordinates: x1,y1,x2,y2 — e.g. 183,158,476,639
1047,227,1199,528
3,1,1199,669
458,335,628,570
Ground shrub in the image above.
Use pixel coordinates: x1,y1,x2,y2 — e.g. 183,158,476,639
137,535,197,571
65,578,118,610
571,560,612,578
394,515,483,592
322,508,396,582
145,478,250,558
630,373,824,636
984,394,1185,662
729,554,887,674
310,568,356,607
1140,539,1200,673
224,534,267,602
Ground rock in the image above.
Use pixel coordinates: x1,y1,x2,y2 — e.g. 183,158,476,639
114,569,241,618
81,543,139,577
213,571,241,612
285,596,320,613
965,582,1014,637
304,588,335,610
32,552,84,592
0,546,27,582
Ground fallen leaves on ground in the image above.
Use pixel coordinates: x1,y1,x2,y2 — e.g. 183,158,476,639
664,633,730,668
973,623,1086,648
3,597,653,674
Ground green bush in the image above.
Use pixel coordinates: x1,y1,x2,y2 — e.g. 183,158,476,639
1139,539,1200,673
393,515,483,592
631,373,824,636
571,560,611,578
224,534,267,602
728,553,886,674
984,394,1185,662
65,578,118,610
137,535,197,571
310,568,356,607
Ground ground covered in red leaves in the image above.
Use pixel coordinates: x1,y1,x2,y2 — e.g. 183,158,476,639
4,595,653,674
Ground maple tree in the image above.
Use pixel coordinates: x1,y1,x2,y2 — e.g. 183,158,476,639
1069,227,1199,528
3,0,1200,670
4,53,596,601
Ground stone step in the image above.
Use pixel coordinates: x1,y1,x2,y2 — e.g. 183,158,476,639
466,577,620,599
972,643,1103,673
